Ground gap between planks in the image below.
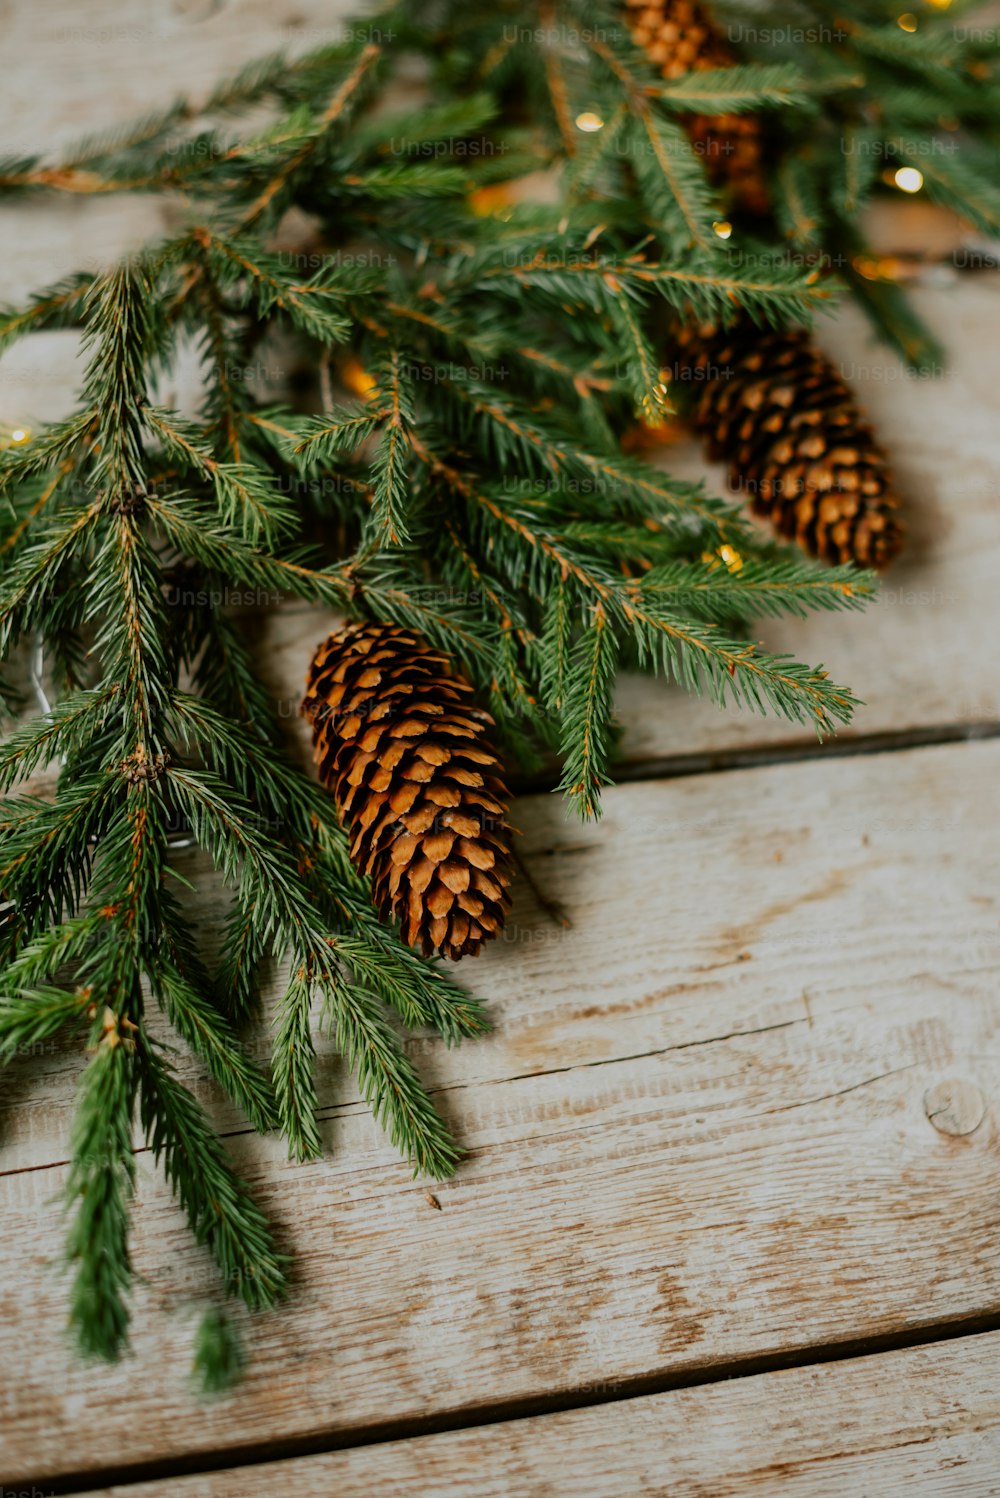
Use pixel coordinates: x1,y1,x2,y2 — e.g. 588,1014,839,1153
36,1315,1000,1497
516,717,1000,796
0,1014,806,1187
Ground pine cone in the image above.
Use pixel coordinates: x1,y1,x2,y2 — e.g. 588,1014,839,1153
622,0,770,214
302,622,513,960
670,319,904,569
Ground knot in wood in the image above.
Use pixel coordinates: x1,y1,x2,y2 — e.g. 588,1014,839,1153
924,1079,987,1138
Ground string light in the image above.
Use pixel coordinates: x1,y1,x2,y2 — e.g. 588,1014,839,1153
575,111,604,132
897,13,917,31
0,426,30,449
701,545,744,572
894,165,924,193
852,254,905,282
339,359,377,398
468,183,516,217
853,255,882,281
712,219,733,240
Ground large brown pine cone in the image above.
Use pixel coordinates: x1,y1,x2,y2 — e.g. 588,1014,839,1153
670,319,904,569
622,0,770,214
302,622,513,960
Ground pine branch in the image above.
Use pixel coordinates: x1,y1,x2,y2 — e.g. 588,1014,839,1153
167,761,474,1168
335,936,491,1044
273,966,323,1163
656,63,811,114
557,603,620,819
319,975,460,1178
366,349,416,545
64,1032,137,1360
7,0,967,1383
143,407,297,545
0,503,103,654
153,956,278,1134
0,687,118,792
237,42,382,228
633,558,875,621
623,597,860,733
193,1309,246,1395
137,1040,288,1309
0,274,94,353
584,30,720,251
0,984,92,1064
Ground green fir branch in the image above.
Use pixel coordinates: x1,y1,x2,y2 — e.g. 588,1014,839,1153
6,0,971,1385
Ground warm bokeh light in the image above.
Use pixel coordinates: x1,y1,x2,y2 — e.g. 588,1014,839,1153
467,183,516,217
894,166,924,193
339,358,378,398
712,220,733,240
575,112,604,133
702,544,744,573
897,13,917,31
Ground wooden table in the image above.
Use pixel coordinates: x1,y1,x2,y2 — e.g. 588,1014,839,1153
3,5,1000,1494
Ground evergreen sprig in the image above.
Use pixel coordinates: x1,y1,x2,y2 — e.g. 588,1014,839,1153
8,0,984,1379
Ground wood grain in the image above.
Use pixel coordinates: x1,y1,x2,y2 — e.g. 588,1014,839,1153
80,1333,1000,1497
2,740,999,1483
4,6,1000,1492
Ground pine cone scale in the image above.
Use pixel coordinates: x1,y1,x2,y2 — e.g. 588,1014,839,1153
304,622,514,959
623,0,770,213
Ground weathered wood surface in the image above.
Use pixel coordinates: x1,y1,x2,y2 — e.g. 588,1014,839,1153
2,740,1000,1484
80,1333,1000,1497
5,4,1000,1493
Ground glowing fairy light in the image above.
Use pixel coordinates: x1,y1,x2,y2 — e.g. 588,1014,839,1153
575,111,604,132
894,165,924,193
339,359,377,398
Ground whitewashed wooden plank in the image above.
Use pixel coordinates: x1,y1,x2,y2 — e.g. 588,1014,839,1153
2,0,359,162
1,740,999,1482
81,1333,1000,1497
